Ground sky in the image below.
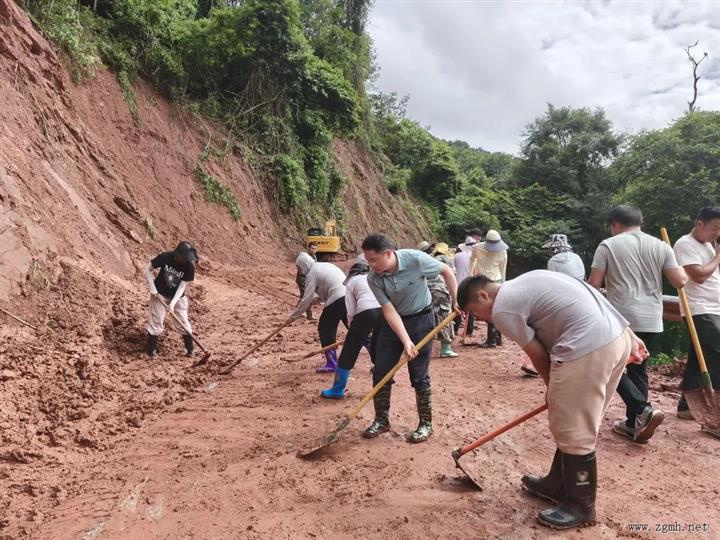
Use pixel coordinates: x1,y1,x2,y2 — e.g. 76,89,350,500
368,0,720,154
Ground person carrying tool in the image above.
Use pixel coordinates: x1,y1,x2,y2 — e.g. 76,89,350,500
454,236,478,333
361,233,460,443
672,206,720,421
295,244,318,321
588,205,688,443
321,260,382,399
291,254,348,373
458,270,648,529
470,229,507,348
144,241,198,358
544,234,585,280
422,241,459,358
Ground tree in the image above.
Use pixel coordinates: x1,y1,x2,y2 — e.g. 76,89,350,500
685,41,708,112
612,111,720,241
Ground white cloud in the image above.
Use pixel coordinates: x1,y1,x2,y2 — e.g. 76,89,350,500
369,0,720,153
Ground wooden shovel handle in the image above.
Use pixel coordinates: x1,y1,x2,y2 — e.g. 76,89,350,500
458,403,548,457
302,340,344,359
344,311,459,422
157,297,208,353
660,228,711,378
220,318,291,374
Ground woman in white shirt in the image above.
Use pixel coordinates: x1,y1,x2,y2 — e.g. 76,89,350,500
470,229,507,347
321,261,382,399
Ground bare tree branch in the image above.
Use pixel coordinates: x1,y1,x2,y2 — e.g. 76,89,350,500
686,41,709,112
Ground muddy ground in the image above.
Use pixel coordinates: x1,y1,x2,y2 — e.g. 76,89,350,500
2,262,718,540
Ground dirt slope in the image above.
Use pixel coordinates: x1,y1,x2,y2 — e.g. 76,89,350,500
0,1,430,536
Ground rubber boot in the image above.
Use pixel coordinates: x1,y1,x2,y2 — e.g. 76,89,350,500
316,348,338,373
408,386,433,443
496,332,503,347
440,342,458,358
481,323,498,348
147,334,158,357
321,367,350,399
538,452,597,529
362,385,391,438
182,334,194,357
521,448,565,503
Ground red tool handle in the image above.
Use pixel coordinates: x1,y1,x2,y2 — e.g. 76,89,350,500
458,403,548,457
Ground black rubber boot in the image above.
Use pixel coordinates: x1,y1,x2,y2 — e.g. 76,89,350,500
147,333,158,357
538,452,597,529
408,386,433,443
481,323,498,348
362,385,391,438
182,334,194,357
522,448,564,503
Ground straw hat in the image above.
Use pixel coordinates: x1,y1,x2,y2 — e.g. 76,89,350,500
483,230,508,252
433,242,452,257
416,241,434,253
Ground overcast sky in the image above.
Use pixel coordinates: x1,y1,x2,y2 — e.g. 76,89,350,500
368,0,720,154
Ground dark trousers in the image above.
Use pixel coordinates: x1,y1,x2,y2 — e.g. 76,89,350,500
318,297,348,347
373,309,434,390
678,314,720,411
455,311,476,335
616,332,658,425
338,308,382,370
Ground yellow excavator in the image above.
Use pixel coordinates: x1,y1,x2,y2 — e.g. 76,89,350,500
306,219,348,261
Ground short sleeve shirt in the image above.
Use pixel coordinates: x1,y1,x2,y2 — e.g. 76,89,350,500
492,270,628,362
674,234,720,316
151,251,195,299
367,249,443,316
591,231,678,333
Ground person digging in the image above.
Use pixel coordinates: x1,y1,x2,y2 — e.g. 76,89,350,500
144,241,198,358
362,233,460,443
458,271,648,529
291,253,348,373
320,260,381,399
295,244,317,321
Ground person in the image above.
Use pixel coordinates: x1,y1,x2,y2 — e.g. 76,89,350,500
672,206,720,422
362,233,459,443
544,234,585,280
144,241,198,358
588,205,687,443
321,261,382,399
290,254,348,373
470,229,507,348
417,241,458,358
454,237,477,335
468,229,483,243
295,243,318,321
458,271,648,529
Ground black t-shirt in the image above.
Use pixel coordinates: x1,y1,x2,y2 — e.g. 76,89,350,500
151,251,195,299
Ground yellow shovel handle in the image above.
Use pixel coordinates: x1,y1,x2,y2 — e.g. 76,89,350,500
660,228,710,376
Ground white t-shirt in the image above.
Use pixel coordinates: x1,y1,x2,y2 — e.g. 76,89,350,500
591,230,679,333
454,249,472,284
673,234,720,316
492,270,628,362
344,274,381,324
547,252,586,281
291,262,346,319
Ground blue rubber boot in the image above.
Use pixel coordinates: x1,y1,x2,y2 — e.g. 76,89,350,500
321,367,350,399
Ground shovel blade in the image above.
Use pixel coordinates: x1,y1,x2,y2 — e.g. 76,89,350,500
452,450,484,491
684,387,720,436
297,416,350,459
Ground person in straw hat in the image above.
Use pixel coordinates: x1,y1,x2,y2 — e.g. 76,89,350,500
470,229,508,348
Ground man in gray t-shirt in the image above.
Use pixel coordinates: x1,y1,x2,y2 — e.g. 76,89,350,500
458,271,647,530
589,205,687,443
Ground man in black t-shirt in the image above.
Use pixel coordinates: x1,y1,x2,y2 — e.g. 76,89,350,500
144,241,198,357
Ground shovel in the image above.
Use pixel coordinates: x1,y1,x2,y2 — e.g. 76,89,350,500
660,228,720,436
452,403,548,489
219,318,292,375
157,297,211,365
298,311,459,458
282,340,345,364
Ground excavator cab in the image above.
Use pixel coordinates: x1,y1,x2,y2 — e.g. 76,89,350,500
306,219,346,261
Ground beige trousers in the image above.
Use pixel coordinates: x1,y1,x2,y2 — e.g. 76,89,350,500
147,295,191,336
547,329,631,455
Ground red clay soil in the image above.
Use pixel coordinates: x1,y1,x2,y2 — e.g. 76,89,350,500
2,260,717,539
1,2,719,539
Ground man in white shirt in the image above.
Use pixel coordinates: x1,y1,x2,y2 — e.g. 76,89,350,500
454,237,477,336
458,271,648,530
673,206,720,421
589,205,687,443
544,234,585,280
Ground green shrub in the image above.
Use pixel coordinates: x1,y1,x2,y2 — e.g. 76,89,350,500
194,166,241,221
272,154,309,209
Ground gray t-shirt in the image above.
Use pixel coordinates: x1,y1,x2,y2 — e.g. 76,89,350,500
368,249,443,316
492,270,628,362
591,230,679,333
